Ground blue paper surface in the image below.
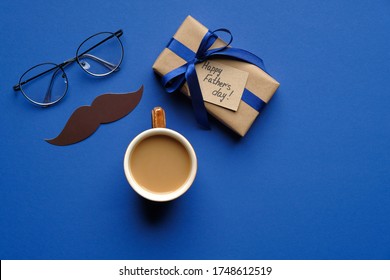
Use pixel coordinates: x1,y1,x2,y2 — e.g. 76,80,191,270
0,0,389,260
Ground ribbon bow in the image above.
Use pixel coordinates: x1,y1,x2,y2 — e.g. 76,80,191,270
161,29,267,128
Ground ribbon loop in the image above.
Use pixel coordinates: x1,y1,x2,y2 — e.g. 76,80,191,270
210,28,233,51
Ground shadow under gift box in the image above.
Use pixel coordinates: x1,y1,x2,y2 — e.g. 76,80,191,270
152,15,280,136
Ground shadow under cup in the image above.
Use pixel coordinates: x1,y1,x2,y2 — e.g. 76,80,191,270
124,128,197,202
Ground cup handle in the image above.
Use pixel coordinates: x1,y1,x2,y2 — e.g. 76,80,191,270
152,107,166,128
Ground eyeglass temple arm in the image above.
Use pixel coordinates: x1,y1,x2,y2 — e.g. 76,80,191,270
12,60,74,92
79,53,120,71
42,67,64,104
13,63,63,91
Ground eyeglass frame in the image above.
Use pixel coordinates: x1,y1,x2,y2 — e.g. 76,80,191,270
13,29,124,107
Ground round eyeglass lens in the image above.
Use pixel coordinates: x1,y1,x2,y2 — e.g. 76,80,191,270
19,63,68,106
76,31,123,76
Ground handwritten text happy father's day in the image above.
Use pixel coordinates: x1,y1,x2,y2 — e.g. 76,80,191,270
201,61,232,103
196,60,249,111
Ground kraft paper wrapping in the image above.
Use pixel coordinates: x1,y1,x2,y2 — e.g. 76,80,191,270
152,15,280,136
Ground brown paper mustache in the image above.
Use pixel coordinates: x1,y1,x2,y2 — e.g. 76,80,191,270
46,85,143,146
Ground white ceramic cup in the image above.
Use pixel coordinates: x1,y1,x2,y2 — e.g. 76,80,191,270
123,107,197,202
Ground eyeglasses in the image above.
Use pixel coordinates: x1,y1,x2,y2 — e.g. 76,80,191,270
13,30,124,106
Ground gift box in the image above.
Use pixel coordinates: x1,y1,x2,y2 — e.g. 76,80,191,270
152,16,279,136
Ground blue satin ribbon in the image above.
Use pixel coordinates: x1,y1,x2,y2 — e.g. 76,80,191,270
162,29,267,128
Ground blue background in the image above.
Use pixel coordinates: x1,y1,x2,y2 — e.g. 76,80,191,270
1,0,389,260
